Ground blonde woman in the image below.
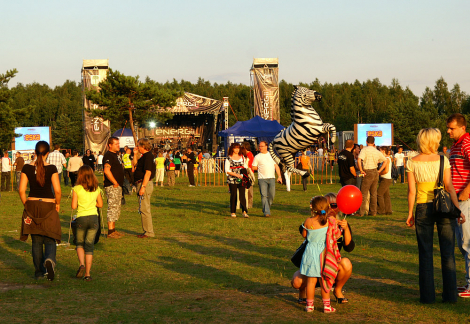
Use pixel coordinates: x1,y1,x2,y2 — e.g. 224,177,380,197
406,128,465,303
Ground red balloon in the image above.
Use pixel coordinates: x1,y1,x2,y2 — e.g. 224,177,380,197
337,185,363,214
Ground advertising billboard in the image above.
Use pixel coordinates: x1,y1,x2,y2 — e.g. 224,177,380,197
354,124,393,146
14,127,51,150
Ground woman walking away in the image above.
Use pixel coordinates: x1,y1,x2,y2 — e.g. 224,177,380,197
72,165,103,281
300,196,342,313
406,128,465,303
225,143,249,218
19,141,62,280
67,150,83,187
377,147,392,215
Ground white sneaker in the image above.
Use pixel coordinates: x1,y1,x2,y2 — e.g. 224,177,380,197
458,284,470,292
189,185,195,187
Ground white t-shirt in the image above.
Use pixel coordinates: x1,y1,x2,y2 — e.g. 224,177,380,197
98,155,104,164
1,157,11,172
252,152,276,179
395,152,405,167
381,157,392,179
317,148,324,157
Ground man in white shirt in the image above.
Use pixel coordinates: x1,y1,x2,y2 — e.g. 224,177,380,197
394,147,405,183
252,141,282,217
1,151,12,191
46,144,67,183
97,152,104,173
357,136,386,216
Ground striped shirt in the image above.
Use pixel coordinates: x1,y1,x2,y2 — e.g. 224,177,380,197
450,133,470,194
46,150,67,174
358,146,385,170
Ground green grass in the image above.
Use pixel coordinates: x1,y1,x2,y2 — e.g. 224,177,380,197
1,174,469,323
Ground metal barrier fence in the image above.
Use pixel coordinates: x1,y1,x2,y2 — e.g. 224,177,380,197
183,154,413,187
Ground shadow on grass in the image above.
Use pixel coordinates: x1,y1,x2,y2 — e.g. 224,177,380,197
148,256,295,306
181,230,294,260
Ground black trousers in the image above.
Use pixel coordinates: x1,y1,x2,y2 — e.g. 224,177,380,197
229,183,247,214
188,163,195,185
69,172,78,187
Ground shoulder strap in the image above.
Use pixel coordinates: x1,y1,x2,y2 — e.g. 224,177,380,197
438,155,444,188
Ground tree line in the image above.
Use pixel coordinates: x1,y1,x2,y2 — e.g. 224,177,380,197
1,69,469,152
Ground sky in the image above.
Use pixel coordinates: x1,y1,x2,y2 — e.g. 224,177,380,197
2,0,469,97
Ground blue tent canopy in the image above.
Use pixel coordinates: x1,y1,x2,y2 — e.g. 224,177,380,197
218,116,284,138
112,128,133,137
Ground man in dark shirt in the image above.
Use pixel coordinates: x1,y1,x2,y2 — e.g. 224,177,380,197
103,137,125,238
14,152,25,191
338,139,357,187
186,147,196,187
133,138,156,238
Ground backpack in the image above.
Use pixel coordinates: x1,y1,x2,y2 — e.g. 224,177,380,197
166,161,175,171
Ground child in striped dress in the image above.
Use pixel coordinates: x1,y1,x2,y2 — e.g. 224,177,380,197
300,196,337,313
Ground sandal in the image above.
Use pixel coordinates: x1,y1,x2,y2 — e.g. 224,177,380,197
76,265,85,278
231,213,236,218
243,212,249,218
83,276,92,282
298,298,307,304
333,290,349,304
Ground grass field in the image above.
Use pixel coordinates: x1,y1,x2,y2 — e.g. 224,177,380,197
1,174,470,323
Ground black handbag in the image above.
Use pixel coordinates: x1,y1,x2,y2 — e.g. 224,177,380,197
291,239,307,268
433,155,461,218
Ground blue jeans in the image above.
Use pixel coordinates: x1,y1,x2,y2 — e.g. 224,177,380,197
415,203,457,303
258,178,276,216
398,166,405,183
31,234,57,278
75,215,99,255
456,199,470,286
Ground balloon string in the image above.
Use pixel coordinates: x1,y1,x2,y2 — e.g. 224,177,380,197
316,183,323,196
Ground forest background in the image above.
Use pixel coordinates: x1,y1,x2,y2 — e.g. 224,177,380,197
2,72,470,153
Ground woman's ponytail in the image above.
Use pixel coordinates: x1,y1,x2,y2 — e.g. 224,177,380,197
35,141,50,187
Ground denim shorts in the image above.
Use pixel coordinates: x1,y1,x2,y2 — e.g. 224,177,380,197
75,215,99,255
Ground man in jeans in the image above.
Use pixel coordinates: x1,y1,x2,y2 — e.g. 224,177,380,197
394,147,405,184
13,152,24,191
357,136,386,216
252,141,282,217
447,113,470,297
1,151,11,191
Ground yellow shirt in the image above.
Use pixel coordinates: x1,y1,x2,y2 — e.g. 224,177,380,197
73,185,100,217
155,157,165,170
406,157,450,203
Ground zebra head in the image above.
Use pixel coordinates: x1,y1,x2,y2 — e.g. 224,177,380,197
293,85,322,105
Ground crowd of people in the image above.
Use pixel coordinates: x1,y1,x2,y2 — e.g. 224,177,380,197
9,112,470,313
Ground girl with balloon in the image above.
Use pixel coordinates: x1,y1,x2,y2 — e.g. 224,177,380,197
292,191,355,308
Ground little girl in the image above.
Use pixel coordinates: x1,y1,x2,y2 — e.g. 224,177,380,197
71,165,103,281
300,196,342,313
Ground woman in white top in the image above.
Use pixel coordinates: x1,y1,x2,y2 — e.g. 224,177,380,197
377,146,392,215
67,150,83,187
225,143,249,218
406,128,465,303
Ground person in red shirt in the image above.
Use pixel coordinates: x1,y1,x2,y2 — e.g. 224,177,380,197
242,142,254,208
447,113,470,297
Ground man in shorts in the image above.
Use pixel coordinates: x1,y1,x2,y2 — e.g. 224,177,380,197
103,137,125,238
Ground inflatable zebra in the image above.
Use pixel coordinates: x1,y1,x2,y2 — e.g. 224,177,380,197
269,85,336,178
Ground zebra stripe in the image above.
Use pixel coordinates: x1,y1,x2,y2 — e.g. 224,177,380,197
269,86,337,177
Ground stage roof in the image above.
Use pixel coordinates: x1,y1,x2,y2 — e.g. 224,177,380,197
158,92,223,115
